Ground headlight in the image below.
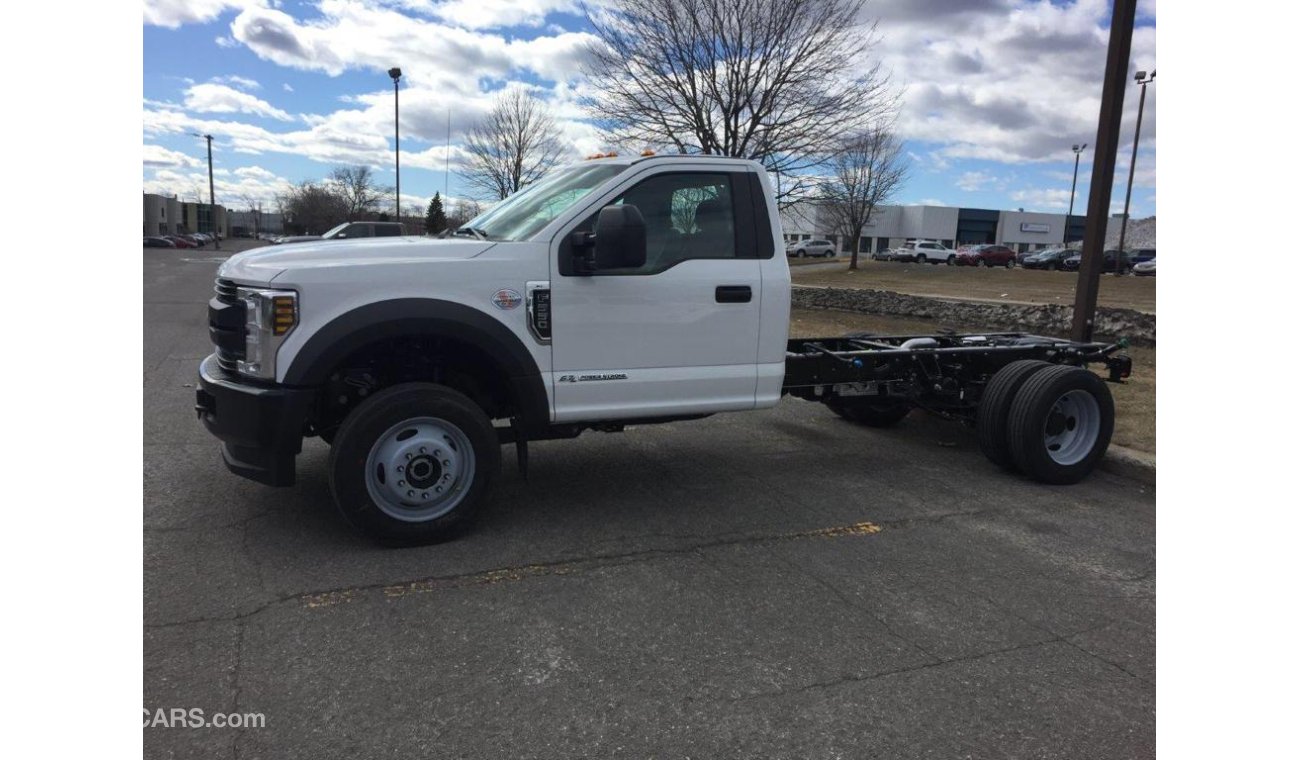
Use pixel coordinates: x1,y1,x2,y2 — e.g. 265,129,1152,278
236,287,297,380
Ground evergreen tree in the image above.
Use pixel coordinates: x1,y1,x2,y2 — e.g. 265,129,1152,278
425,192,448,235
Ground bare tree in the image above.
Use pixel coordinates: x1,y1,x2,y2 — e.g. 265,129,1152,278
277,181,349,235
818,124,909,270
461,90,567,200
445,199,485,230
329,165,389,219
582,0,895,203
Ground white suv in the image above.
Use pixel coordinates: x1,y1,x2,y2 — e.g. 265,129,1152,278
786,239,837,258
898,240,955,265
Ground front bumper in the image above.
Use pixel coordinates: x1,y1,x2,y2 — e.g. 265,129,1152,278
195,354,315,486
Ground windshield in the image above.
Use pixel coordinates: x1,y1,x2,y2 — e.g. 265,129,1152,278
461,163,627,241
322,222,349,238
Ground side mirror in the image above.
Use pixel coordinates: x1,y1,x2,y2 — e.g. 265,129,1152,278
580,204,646,273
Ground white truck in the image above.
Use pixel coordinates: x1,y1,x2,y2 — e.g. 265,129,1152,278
197,155,1132,544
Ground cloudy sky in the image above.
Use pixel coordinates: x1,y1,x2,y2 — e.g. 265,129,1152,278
142,0,1156,217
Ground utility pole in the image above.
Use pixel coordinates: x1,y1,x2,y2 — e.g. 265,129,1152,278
388,67,402,222
194,133,220,250
1118,69,1156,257
1065,143,1087,245
1070,0,1136,342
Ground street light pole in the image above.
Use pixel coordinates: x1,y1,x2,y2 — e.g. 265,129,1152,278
1065,143,1087,245
1117,69,1155,256
388,67,402,224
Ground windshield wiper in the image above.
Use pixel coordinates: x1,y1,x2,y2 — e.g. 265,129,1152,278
453,226,488,240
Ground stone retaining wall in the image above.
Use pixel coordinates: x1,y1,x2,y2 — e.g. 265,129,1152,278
792,286,1156,345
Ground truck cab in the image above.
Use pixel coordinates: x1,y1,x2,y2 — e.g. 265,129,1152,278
198,155,790,543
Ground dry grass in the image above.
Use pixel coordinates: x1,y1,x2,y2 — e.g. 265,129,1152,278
788,308,1155,455
791,259,1156,314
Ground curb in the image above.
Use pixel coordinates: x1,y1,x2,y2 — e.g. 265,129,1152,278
1100,444,1155,486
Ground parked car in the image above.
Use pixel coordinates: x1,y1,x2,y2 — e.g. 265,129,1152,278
1062,249,1131,274
896,240,956,264
321,221,408,240
871,248,896,262
785,239,837,258
1022,248,1076,271
1132,258,1156,276
143,236,176,248
955,244,1016,268
1128,248,1156,265
165,235,197,249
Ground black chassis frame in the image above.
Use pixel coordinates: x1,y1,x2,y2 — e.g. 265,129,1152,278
782,332,1132,418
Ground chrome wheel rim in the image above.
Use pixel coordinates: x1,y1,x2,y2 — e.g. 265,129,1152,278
1042,389,1101,465
365,416,476,522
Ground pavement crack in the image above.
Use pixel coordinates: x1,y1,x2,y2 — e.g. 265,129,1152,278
727,637,1062,703
145,518,888,627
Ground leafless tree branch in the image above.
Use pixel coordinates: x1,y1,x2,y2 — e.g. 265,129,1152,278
461,90,568,200
582,0,896,204
817,122,909,270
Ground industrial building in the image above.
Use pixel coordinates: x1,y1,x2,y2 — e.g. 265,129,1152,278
142,193,231,238
779,202,1135,254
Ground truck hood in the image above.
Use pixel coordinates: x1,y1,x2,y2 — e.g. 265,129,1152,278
218,237,496,283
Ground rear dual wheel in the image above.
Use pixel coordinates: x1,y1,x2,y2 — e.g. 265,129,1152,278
978,363,1114,484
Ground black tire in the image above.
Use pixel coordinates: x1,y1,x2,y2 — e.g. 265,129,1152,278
328,382,500,545
1047,262,1057,271
947,255,956,266
915,254,927,264
1004,259,1014,269
826,397,912,428
1006,365,1114,485
796,249,806,257
976,360,1053,471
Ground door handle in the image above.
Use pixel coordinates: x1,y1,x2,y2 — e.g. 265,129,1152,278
715,285,752,303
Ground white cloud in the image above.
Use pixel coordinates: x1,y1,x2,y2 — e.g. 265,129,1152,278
227,2,596,88
183,83,294,121
870,0,1156,165
211,74,260,90
1009,187,1073,210
144,164,291,207
430,0,579,31
282,83,294,92
143,144,202,169
143,0,261,29
956,170,997,192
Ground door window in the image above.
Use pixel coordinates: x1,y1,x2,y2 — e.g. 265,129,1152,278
346,224,372,238
576,172,737,274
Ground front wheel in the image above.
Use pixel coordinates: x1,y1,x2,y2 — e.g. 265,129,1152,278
329,383,500,545
947,255,956,266
915,254,927,265
1005,259,1014,269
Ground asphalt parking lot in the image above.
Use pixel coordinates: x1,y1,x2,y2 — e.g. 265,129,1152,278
144,247,1155,758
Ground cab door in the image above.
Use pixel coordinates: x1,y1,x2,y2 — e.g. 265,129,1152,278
547,169,763,423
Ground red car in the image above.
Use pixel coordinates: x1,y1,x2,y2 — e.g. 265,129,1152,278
166,235,197,249
955,244,1017,268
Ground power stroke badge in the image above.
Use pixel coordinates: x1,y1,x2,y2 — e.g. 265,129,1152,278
491,289,524,310
559,373,629,383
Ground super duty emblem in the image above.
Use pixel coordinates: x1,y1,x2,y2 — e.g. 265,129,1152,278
491,288,523,310
558,373,629,383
